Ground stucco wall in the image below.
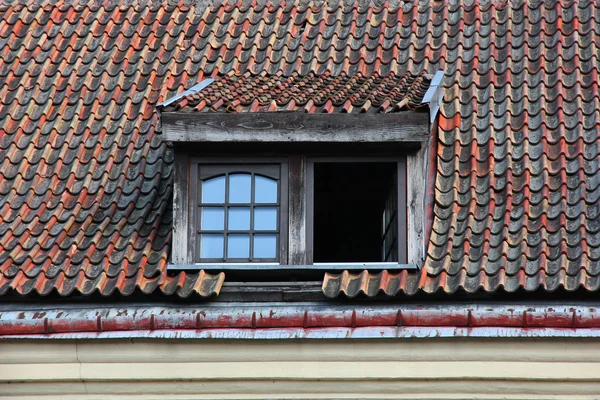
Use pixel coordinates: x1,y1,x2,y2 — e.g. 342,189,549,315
2,338,600,399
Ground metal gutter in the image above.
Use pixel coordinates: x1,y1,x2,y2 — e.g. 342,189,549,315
5,326,600,340
3,303,600,339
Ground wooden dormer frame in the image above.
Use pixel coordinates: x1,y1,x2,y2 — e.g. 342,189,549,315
162,111,431,270
162,112,429,143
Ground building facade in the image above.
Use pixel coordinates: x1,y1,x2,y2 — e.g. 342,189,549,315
2,1,600,398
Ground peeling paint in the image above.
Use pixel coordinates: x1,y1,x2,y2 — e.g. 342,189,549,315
3,303,600,339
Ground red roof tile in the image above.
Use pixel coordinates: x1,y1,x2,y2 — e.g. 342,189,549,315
1,0,600,297
168,70,432,113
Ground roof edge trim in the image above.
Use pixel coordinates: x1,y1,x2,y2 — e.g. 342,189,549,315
2,303,600,339
5,327,600,340
162,111,430,143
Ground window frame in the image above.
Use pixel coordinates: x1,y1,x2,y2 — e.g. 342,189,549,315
172,153,419,269
163,108,432,270
193,157,289,265
172,155,289,265
195,163,287,263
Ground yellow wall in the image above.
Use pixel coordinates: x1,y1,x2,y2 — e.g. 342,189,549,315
2,338,600,399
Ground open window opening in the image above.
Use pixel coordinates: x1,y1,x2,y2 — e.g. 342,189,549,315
312,162,403,263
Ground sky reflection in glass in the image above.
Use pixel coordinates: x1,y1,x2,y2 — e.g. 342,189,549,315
254,234,276,258
227,234,250,258
228,207,250,230
200,234,223,259
229,174,251,203
254,175,277,203
254,207,277,230
202,176,225,203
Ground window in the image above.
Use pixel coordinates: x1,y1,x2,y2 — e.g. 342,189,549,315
196,164,287,263
171,153,417,268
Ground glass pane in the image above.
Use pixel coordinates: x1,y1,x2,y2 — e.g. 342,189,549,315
200,234,224,259
254,207,277,231
227,234,250,258
202,176,225,203
253,234,277,259
254,175,278,203
228,207,250,230
201,207,224,230
228,174,251,203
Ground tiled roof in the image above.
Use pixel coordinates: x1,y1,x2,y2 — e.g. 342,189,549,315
167,71,432,113
1,0,600,297
0,1,225,296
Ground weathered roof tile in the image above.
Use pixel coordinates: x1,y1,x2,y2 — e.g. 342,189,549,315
2,0,600,298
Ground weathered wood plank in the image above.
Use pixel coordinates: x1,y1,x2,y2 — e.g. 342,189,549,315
172,154,190,264
288,155,307,265
407,144,426,266
188,158,198,262
162,112,429,143
397,158,407,263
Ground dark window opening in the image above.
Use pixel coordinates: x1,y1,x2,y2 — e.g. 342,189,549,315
313,162,398,263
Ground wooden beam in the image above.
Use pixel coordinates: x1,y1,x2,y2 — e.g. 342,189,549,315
397,157,407,264
407,144,426,266
288,155,307,265
172,153,190,264
162,112,429,143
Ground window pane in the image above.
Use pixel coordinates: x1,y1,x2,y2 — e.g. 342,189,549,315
253,234,277,258
201,207,224,230
254,175,278,203
254,207,277,231
202,176,225,203
228,207,250,230
227,234,250,258
228,174,251,203
200,234,224,259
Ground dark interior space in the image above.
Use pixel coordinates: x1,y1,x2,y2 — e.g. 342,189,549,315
313,162,396,262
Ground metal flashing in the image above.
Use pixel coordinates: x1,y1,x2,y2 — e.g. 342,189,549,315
158,79,214,108
421,70,444,123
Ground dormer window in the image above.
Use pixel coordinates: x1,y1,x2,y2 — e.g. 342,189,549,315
160,71,442,271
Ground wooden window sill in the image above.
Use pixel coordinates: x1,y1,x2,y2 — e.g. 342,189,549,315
168,262,419,271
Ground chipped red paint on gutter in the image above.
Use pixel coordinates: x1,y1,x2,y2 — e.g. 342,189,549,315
6,327,600,340
3,304,600,339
